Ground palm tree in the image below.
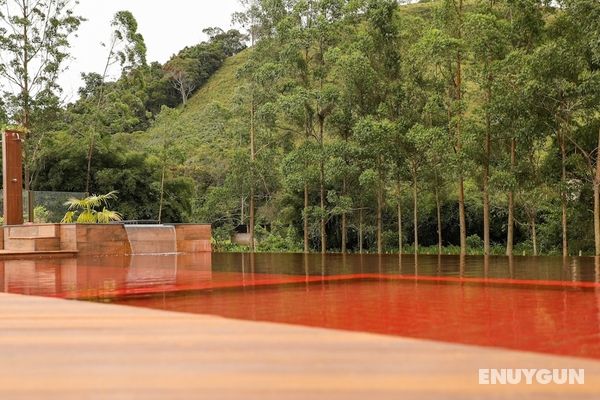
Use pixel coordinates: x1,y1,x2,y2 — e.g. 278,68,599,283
62,191,123,224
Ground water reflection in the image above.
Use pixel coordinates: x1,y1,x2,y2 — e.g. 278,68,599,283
2,252,600,360
0,253,211,299
213,253,600,284
483,255,489,279
3,253,600,300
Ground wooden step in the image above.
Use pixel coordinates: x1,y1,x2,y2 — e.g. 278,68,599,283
6,225,59,239
4,237,61,252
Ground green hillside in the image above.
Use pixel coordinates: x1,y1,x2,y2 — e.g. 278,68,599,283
145,0,435,143
146,48,250,146
139,0,600,256
143,49,251,197
153,49,251,131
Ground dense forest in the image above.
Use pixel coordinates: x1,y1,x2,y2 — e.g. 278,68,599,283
0,0,599,256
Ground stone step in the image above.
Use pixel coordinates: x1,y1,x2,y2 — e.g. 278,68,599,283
6,224,59,239
4,237,61,252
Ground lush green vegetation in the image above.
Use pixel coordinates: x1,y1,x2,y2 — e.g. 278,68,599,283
1,0,599,256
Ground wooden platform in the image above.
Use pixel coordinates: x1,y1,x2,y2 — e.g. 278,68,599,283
0,293,599,399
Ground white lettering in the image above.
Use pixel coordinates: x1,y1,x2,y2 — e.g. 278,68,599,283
491,369,506,384
478,369,490,385
536,369,552,384
569,369,585,385
479,368,585,385
553,369,568,385
521,369,536,385
506,369,521,384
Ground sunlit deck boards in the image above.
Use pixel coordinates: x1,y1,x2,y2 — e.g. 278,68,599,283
0,293,598,399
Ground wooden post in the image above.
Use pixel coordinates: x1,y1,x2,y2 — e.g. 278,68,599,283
3,130,24,225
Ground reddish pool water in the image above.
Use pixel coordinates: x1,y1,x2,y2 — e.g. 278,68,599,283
1,253,599,359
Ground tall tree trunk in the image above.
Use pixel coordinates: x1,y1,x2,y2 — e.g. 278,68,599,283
317,40,328,254
303,183,310,253
21,2,34,222
85,36,117,196
85,135,95,195
359,208,364,254
483,87,491,255
377,183,383,254
341,212,347,254
240,197,245,226
249,188,255,252
24,164,33,222
412,165,419,254
560,130,568,257
249,92,256,252
506,138,516,256
341,130,350,254
181,86,188,106
341,178,347,254
304,183,309,253
375,155,385,255
458,178,467,255
158,163,166,223
397,181,403,255
456,0,466,256
435,184,442,255
320,161,326,254
594,127,600,256
530,213,538,256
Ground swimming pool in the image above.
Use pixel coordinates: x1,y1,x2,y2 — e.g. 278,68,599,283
2,252,599,360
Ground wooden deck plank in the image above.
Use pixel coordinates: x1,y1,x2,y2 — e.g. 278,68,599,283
0,293,598,399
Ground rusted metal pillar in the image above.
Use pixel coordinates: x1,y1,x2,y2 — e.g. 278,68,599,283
3,130,24,225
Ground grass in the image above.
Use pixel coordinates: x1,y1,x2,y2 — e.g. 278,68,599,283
184,49,251,114
145,49,251,144
214,242,560,257
141,49,252,189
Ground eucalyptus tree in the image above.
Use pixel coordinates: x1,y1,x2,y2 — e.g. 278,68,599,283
329,44,380,252
324,138,359,252
0,0,83,221
558,0,600,255
491,49,540,255
404,125,427,253
365,0,410,253
233,0,290,44
355,117,394,254
83,10,147,195
464,5,509,255
517,132,554,256
527,35,587,257
410,123,448,254
144,106,186,223
275,0,347,253
327,98,354,253
235,50,284,251
418,0,468,254
502,0,549,255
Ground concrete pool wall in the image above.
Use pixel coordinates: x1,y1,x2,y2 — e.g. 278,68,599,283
1,223,211,256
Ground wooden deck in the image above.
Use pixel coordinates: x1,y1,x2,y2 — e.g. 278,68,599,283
0,293,598,399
